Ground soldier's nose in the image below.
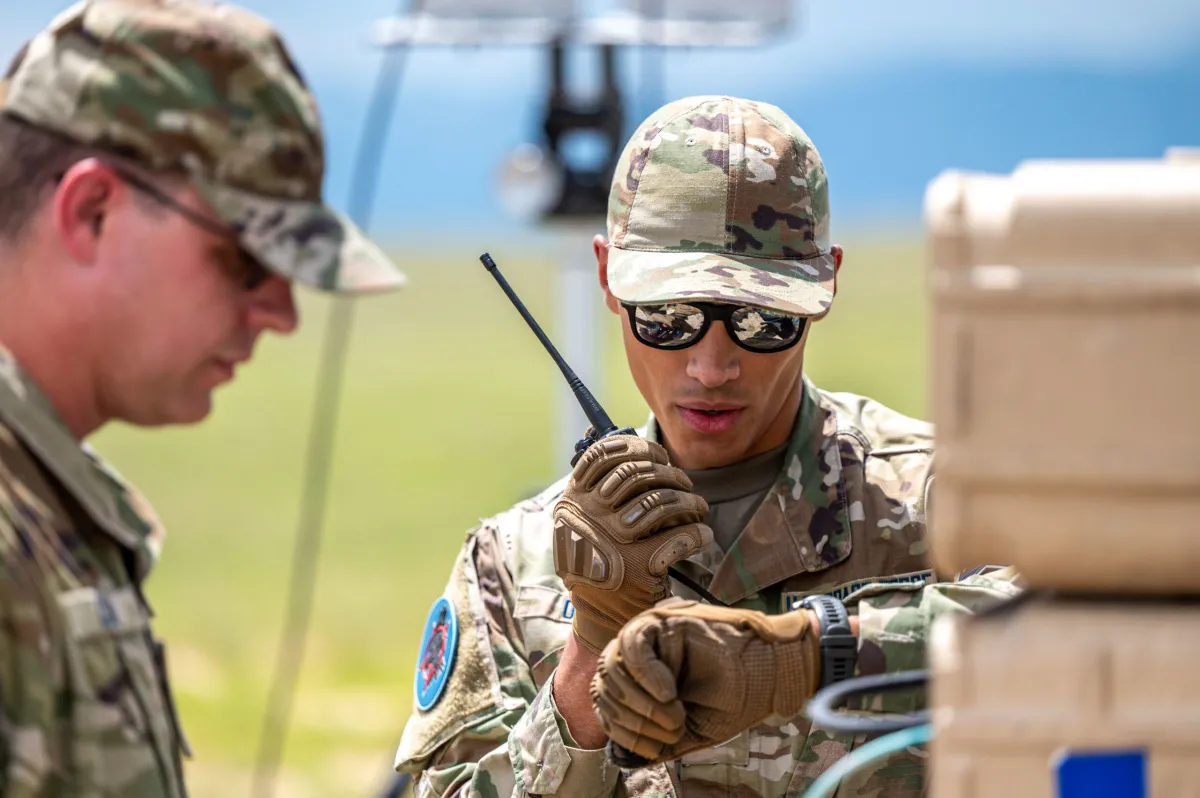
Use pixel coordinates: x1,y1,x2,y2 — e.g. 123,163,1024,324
686,324,740,388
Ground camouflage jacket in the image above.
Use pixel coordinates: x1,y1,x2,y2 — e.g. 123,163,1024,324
394,378,1023,797
0,346,190,797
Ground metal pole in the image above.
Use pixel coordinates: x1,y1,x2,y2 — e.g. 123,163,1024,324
252,1,418,795
555,221,604,464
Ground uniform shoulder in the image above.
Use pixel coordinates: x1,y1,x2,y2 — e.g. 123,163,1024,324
817,387,935,523
397,474,571,773
480,472,570,528
0,429,60,793
467,473,568,575
81,443,167,568
0,419,67,536
0,419,64,641
817,388,934,457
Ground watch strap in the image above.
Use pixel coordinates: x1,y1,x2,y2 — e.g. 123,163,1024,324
799,594,856,687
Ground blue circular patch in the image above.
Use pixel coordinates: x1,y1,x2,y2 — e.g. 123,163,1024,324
414,596,458,712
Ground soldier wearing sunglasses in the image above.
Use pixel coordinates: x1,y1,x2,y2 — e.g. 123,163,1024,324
0,2,406,795
396,97,1020,796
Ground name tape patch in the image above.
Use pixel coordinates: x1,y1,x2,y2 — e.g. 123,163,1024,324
782,569,934,612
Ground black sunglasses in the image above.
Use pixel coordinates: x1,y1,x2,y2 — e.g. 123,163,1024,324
621,301,808,353
58,162,272,290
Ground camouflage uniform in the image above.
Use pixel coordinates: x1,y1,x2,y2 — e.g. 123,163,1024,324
0,346,191,796
0,1,406,794
394,96,1021,796
395,388,1022,797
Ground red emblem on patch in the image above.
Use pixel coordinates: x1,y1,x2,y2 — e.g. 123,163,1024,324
420,604,451,689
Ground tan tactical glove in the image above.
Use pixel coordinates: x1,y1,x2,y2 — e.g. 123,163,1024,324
553,435,712,655
589,598,820,764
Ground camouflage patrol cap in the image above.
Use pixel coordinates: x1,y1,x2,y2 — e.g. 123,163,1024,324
1,0,406,294
607,96,834,317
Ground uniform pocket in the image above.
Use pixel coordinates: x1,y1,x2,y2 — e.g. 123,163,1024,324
57,586,167,794
513,584,573,687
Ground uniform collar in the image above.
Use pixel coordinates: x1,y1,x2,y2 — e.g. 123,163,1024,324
0,343,161,574
647,376,852,605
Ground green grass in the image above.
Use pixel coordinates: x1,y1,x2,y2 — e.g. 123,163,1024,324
89,235,929,798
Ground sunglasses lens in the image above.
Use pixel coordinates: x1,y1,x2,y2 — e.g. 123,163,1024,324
731,307,805,351
631,303,706,348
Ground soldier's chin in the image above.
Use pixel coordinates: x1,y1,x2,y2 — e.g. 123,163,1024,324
666,425,754,470
112,392,212,428
155,392,215,427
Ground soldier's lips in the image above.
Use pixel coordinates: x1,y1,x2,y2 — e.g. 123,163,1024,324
677,405,744,434
210,354,248,383
210,359,235,382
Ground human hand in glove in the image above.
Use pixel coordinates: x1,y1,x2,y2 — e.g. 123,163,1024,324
553,434,713,655
589,598,821,764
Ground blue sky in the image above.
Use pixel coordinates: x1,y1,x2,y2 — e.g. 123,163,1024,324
5,1,1200,242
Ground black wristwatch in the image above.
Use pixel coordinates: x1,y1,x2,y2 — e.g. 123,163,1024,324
798,595,857,687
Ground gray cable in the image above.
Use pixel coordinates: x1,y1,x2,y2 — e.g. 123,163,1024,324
805,670,930,735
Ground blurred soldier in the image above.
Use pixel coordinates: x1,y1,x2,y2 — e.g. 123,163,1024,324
0,1,405,794
394,96,1018,796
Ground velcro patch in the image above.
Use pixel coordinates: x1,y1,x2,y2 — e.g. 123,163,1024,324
781,569,934,612
395,534,515,772
58,586,148,641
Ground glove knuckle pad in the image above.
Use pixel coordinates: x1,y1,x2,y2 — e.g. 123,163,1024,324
648,533,699,575
599,461,656,501
553,515,619,588
620,489,674,528
576,440,613,477
577,437,636,485
623,492,707,533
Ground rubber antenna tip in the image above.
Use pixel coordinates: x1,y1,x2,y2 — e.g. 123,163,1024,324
480,253,496,270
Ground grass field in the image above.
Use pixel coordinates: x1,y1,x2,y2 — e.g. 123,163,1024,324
89,234,930,798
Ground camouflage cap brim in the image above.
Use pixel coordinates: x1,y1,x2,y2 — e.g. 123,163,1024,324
607,247,836,317
197,179,407,294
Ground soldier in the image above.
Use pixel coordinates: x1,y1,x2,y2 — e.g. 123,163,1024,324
394,95,1019,796
0,1,405,795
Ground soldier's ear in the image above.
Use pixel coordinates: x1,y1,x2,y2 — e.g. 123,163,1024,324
54,159,120,265
595,236,620,315
594,235,610,276
831,245,843,275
